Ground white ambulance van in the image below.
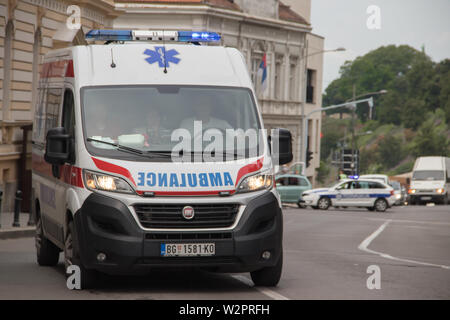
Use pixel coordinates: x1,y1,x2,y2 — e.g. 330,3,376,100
32,30,293,289
409,156,450,204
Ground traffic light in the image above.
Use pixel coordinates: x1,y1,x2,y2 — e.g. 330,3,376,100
306,150,313,168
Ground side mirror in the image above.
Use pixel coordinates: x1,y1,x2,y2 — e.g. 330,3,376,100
44,127,70,165
270,128,293,165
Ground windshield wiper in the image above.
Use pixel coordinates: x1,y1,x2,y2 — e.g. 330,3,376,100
87,138,172,158
175,150,245,160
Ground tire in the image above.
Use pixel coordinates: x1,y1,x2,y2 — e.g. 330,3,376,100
65,220,98,289
367,207,375,211
374,199,388,212
297,200,306,209
35,211,60,266
311,206,320,210
317,197,331,210
251,251,283,287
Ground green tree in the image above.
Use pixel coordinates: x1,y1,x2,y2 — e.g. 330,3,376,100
377,134,404,169
401,98,426,130
412,110,450,157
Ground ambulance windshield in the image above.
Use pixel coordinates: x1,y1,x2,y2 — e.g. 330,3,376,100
82,86,263,161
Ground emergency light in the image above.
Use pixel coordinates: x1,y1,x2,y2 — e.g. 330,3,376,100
85,30,221,42
349,175,359,180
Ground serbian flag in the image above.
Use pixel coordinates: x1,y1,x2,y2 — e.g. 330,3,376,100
257,53,268,92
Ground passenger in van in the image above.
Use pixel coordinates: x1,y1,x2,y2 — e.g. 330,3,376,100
180,95,232,136
89,105,109,138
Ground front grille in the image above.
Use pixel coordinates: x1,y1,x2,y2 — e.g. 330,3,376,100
145,232,232,240
134,204,240,229
418,189,434,193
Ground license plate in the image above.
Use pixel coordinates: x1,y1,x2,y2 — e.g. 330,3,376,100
160,243,215,257
421,196,432,200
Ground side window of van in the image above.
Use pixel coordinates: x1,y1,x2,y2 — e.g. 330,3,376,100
62,89,76,163
62,89,75,137
33,87,63,145
32,87,47,144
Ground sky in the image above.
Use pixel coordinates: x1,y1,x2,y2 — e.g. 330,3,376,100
310,0,450,91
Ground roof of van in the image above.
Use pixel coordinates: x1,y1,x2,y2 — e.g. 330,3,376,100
413,156,446,170
44,43,253,89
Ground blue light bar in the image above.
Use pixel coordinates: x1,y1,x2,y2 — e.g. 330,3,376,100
178,31,221,42
86,30,132,41
349,175,359,180
85,29,221,43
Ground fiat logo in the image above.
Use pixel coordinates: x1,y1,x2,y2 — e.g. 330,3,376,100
182,206,195,220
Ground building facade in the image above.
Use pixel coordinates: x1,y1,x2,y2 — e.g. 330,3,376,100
0,0,324,212
113,0,324,182
0,0,116,211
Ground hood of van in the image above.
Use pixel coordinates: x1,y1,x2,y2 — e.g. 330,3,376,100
89,156,270,195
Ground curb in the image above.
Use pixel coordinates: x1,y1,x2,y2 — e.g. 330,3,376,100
0,227,35,240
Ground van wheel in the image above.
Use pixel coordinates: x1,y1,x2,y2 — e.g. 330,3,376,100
35,212,60,266
374,199,388,212
318,197,331,210
65,221,98,289
367,207,375,211
250,251,282,287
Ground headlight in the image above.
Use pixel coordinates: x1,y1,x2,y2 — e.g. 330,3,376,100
408,189,416,194
237,172,273,193
395,194,401,199
436,188,445,194
84,170,134,194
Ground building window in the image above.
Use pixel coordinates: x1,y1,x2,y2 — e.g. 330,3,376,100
274,55,283,100
2,20,14,121
31,28,42,118
306,69,316,103
251,53,262,93
289,56,298,101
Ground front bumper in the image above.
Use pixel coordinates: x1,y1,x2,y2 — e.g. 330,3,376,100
74,191,283,274
409,194,446,203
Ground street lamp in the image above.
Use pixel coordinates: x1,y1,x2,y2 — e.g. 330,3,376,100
345,89,387,119
346,88,387,175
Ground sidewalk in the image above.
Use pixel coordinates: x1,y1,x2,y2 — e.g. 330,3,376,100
0,212,36,239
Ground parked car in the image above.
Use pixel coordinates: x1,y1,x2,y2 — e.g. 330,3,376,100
360,174,390,185
390,180,405,205
276,174,312,208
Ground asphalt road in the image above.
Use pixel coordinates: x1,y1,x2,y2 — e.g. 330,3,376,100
0,204,449,300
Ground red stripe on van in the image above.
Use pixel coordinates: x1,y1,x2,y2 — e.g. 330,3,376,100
32,152,83,188
234,157,264,187
91,157,137,187
40,60,74,78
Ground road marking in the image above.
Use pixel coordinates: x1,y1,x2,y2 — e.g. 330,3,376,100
231,275,290,300
358,219,450,270
368,217,450,226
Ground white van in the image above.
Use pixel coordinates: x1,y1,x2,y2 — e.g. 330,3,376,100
31,30,293,289
409,156,450,204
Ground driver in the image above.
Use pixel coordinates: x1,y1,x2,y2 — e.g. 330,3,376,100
134,107,164,147
180,95,232,135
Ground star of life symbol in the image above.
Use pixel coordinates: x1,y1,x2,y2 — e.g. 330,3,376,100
144,46,180,68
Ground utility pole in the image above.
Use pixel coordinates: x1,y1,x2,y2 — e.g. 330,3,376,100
351,84,356,175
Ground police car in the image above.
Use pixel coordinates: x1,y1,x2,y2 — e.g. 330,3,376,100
300,177,395,212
